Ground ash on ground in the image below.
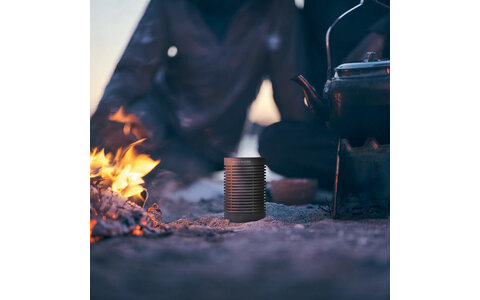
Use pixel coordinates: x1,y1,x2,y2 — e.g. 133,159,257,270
91,179,389,300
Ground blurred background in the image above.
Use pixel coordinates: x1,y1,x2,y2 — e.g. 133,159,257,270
90,0,280,126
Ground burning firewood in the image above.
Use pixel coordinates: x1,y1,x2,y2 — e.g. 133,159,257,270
90,132,163,243
90,182,166,242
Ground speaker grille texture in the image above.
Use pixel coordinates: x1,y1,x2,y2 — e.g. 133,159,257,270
224,157,266,222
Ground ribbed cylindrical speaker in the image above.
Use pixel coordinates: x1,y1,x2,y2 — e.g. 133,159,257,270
224,157,266,222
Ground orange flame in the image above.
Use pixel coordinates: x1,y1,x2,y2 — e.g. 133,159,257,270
90,139,160,199
91,108,158,242
108,106,144,138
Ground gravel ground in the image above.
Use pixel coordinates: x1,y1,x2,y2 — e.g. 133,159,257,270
91,180,389,300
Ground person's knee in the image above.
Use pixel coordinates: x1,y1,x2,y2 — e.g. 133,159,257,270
258,121,337,185
258,120,306,156
258,122,284,159
258,121,296,175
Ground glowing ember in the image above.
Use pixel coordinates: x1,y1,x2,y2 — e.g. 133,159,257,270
132,225,143,236
90,138,160,200
90,219,100,243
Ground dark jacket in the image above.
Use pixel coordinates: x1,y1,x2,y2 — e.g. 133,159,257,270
91,0,309,162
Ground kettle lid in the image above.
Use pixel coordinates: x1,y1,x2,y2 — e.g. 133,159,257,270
335,52,390,78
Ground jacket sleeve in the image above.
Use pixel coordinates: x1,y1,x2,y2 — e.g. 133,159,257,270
267,0,312,122
93,0,169,117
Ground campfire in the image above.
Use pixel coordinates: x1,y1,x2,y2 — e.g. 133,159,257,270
90,138,159,203
90,107,164,243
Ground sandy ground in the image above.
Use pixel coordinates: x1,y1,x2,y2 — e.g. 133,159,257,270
91,179,389,300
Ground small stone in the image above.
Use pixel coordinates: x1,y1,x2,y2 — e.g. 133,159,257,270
294,224,305,229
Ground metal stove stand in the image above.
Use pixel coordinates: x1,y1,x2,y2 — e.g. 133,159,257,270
333,138,390,219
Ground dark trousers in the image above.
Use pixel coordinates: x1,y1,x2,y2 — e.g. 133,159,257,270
258,121,338,190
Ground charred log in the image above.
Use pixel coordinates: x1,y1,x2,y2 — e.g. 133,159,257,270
90,180,166,242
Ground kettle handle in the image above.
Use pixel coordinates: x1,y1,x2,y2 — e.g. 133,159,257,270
325,0,390,79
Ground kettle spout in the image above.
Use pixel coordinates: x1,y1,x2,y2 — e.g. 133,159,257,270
290,75,329,121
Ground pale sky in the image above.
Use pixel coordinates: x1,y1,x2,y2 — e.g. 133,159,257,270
90,0,280,125
90,0,149,114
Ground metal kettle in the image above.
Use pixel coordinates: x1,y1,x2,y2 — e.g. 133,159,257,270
292,0,390,144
